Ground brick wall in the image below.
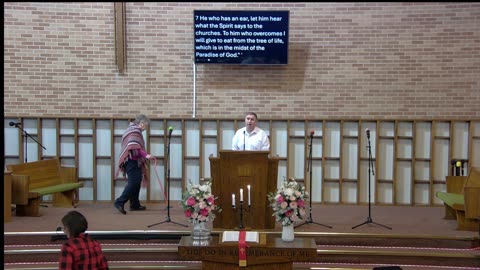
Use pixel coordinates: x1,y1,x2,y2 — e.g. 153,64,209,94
4,2,480,119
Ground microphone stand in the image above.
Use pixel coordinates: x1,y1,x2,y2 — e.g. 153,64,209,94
12,123,47,163
296,133,332,229
148,129,187,228
12,123,49,208
352,132,391,230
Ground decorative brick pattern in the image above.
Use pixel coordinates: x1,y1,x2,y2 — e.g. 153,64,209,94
4,2,480,119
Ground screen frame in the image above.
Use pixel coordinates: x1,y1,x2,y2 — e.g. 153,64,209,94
193,10,290,65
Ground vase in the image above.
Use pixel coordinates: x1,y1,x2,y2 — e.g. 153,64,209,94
281,224,295,242
191,220,212,246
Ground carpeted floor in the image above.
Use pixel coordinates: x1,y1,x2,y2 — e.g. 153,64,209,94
4,202,478,238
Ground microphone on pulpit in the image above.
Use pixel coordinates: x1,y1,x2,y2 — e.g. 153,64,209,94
243,130,246,151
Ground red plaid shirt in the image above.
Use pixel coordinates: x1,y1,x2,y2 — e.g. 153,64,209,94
59,233,108,270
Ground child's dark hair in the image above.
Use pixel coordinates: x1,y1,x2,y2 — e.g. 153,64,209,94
62,210,88,237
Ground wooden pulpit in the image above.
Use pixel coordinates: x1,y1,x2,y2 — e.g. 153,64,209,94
209,151,279,230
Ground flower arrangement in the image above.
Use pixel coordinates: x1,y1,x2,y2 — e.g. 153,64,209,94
181,180,221,224
267,178,308,226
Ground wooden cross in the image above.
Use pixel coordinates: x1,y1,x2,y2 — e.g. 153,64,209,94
114,2,126,73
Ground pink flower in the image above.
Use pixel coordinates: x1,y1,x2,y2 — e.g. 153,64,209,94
285,209,293,217
297,199,305,208
200,208,209,217
276,194,285,203
207,196,215,204
199,201,207,209
289,201,298,209
280,201,288,209
184,209,192,218
186,197,196,206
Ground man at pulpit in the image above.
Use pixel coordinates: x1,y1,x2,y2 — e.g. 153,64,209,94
232,112,270,151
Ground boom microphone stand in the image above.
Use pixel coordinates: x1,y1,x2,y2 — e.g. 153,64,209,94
148,126,187,228
296,130,332,229
9,121,47,162
10,121,49,209
352,128,391,230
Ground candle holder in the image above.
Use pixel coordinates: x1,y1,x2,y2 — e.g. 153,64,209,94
232,201,251,229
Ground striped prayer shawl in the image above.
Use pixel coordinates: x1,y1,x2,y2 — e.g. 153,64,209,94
117,122,148,180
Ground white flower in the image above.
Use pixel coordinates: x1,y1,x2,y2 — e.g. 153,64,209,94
199,184,209,192
284,188,294,196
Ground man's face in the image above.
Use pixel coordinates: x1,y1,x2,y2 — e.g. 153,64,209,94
245,114,257,131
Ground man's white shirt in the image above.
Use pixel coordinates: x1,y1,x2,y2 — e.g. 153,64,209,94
232,127,270,151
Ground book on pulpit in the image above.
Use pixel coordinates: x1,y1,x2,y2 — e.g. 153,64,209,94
221,231,259,243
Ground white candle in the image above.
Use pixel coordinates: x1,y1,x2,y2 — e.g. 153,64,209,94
247,185,251,206
240,188,243,202
232,194,235,208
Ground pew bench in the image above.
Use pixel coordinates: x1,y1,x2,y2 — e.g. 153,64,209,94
6,158,83,217
436,168,480,231
436,176,467,221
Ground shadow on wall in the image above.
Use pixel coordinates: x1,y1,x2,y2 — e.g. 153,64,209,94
195,42,310,92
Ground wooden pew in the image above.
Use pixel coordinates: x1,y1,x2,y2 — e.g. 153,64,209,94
463,167,480,230
436,167,480,231
6,158,83,217
438,176,467,220
4,171,12,222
